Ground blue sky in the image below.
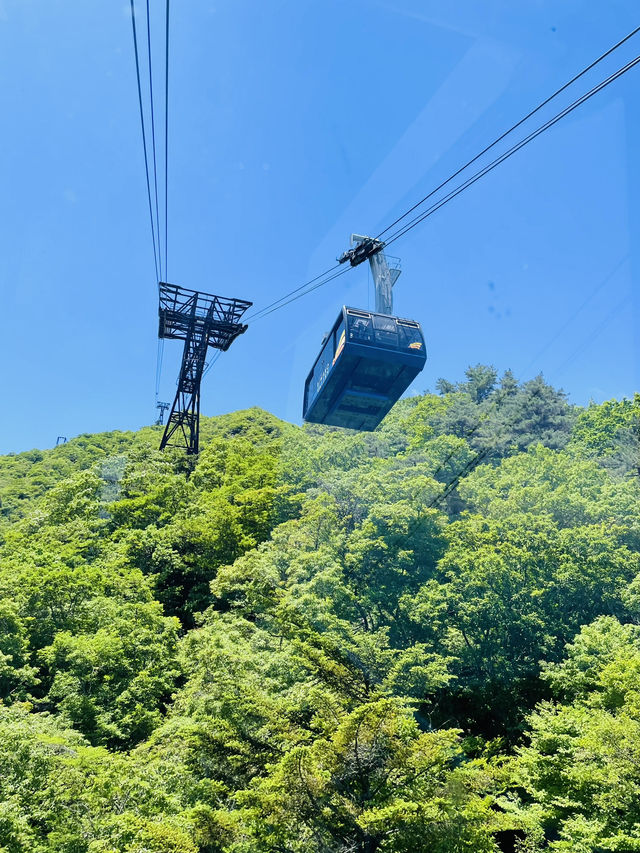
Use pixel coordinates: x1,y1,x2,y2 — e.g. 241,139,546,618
0,0,638,453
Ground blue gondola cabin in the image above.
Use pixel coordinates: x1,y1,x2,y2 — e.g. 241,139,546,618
303,306,427,431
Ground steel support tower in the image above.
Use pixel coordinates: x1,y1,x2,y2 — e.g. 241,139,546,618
155,401,170,425
158,282,252,454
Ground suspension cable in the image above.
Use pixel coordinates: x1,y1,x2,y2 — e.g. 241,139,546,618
246,266,349,323
145,0,162,281
382,54,640,248
164,0,170,280
375,25,640,242
154,0,171,404
129,0,160,282
130,0,171,406
244,263,343,323
519,254,629,377
154,338,165,398
201,267,351,379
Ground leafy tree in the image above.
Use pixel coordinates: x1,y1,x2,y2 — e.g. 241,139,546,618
569,394,640,478
459,444,640,531
0,601,38,701
0,704,199,851
509,617,640,850
436,364,498,403
408,514,639,735
0,387,637,851
235,700,500,852
40,600,180,747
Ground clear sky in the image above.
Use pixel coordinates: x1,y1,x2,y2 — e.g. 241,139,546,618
0,0,638,453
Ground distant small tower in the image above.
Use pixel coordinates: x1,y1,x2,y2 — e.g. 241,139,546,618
155,401,170,425
56,436,67,446
157,282,252,455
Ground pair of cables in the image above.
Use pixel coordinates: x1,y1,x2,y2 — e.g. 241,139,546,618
130,0,170,282
129,0,170,401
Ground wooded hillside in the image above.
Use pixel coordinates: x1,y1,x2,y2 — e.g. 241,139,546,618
0,367,639,852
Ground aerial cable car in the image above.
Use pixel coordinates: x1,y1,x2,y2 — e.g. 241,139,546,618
303,235,426,431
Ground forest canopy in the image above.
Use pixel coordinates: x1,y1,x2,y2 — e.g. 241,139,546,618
0,368,639,852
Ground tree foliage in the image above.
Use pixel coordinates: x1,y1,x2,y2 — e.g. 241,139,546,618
0,377,638,850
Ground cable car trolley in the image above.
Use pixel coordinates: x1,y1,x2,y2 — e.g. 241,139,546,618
303,305,426,431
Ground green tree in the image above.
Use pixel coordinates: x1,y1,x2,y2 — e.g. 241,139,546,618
510,617,640,850
236,700,500,852
40,601,180,747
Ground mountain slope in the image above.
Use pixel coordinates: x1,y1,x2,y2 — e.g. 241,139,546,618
0,373,638,852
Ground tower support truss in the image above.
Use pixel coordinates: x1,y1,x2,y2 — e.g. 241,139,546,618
158,282,252,454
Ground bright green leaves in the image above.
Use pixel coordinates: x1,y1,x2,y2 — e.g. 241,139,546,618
40,601,180,747
514,655,640,849
343,503,446,638
0,601,38,701
569,394,640,477
409,513,640,734
0,703,201,852
0,383,638,851
459,444,640,530
127,495,251,624
113,418,305,625
109,476,191,530
39,469,104,526
542,617,640,709
237,700,499,853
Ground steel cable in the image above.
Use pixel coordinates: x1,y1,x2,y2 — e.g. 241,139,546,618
145,0,163,280
382,54,640,248
129,0,160,281
164,0,170,280
375,25,640,243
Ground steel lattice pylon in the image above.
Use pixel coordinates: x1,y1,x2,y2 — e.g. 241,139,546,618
158,282,252,454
